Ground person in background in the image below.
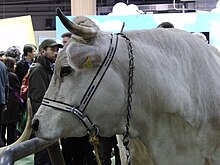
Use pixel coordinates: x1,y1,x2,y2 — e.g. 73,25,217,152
5,46,21,62
192,32,208,44
28,39,63,165
0,59,8,147
192,32,220,58
15,44,37,136
61,32,72,46
0,51,5,58
98,135,121,165
157,22,174,28
15,44,37,83
1,57,22,145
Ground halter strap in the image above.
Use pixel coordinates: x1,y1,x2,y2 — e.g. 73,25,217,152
79,33,119,112
42,98,95,131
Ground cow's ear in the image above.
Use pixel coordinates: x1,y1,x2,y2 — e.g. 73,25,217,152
66,42,102,70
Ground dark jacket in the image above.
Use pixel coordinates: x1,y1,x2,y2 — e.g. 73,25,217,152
28,56,53,115
15,58,31,83
0,61,8,105
3,72,21,123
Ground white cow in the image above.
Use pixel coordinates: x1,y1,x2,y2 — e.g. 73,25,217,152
32,8,220,165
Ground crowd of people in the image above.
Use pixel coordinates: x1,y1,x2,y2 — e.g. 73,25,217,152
0,44,37,147
0,32,121,165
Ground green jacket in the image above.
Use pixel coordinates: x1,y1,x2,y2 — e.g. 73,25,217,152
28,56,53,115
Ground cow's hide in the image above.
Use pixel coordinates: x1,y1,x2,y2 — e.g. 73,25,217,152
33,15,220,165
117,135,153,165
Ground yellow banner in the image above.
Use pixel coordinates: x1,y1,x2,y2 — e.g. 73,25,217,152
0,15,36,51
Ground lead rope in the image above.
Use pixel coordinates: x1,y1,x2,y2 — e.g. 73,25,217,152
118,33,134,165
89,127,102,165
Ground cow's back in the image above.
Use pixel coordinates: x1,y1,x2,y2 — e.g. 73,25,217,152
124,28,220,122
115,28,220,165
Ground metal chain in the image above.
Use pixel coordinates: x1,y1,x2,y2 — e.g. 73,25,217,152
119,33,134,165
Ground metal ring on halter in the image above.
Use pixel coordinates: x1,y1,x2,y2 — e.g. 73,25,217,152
88,125,99,135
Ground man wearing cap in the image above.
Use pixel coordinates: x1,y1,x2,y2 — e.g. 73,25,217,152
28,39,63,165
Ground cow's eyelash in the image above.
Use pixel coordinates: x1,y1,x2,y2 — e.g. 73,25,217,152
60,65,73,78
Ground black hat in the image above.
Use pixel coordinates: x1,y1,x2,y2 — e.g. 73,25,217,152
39,39,63,50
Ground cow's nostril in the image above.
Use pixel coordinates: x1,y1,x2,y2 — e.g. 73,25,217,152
32,119,39,131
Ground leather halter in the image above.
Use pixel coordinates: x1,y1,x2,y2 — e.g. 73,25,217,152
41,33,119,133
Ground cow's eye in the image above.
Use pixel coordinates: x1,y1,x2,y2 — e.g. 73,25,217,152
60,65,73,78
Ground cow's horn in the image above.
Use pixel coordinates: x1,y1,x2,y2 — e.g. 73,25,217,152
56,7,98,39
0,98,33,151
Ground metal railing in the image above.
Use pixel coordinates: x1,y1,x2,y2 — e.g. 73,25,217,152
173,0,197,12
0,137,65,165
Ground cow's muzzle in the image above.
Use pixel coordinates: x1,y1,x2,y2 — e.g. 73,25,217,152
32,119,39,131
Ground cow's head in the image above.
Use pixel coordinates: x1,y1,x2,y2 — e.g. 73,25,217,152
32,8,128,140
